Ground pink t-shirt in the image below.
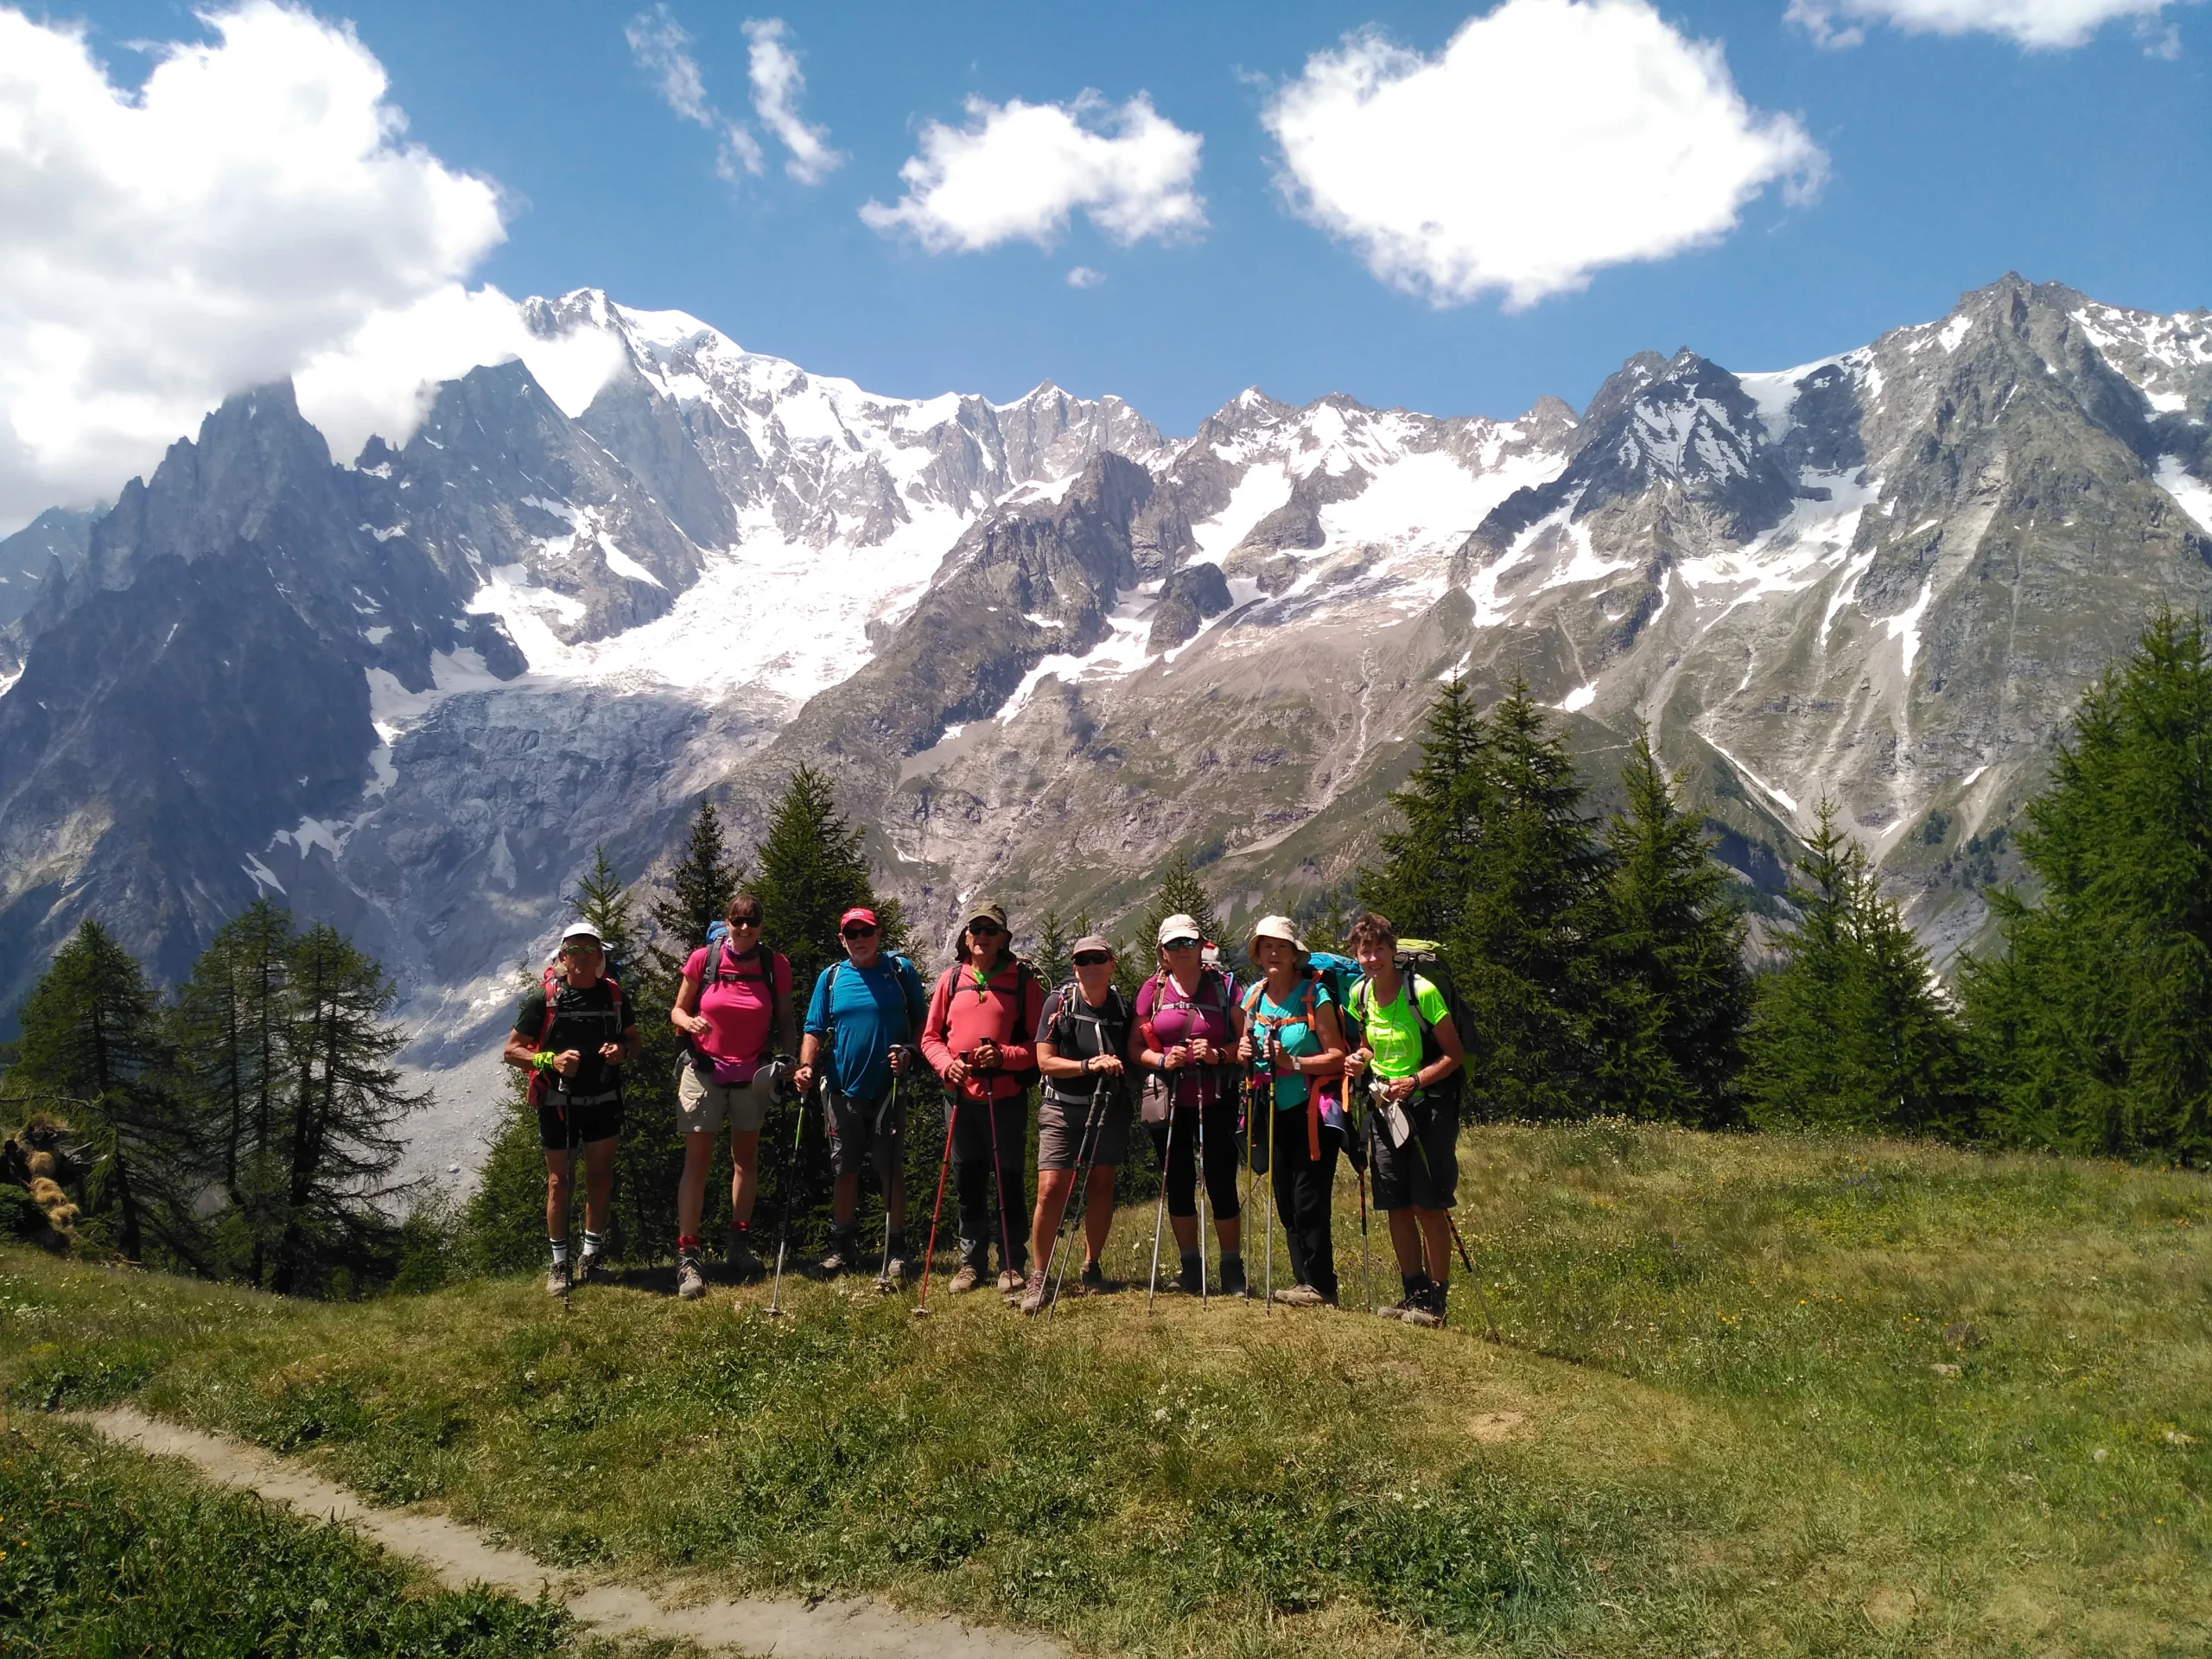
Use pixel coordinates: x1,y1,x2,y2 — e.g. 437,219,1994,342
684,944,791,1084
1135,968,1237,1109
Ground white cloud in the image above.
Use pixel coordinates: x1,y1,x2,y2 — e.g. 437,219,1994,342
744,18,842,184
624,3,714,124
1787,0,2186,48
1066,265,1106,289
1262,0,1826,309
861,92,1204,252
0,3,602,531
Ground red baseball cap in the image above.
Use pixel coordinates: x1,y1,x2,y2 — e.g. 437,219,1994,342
839,906,879,929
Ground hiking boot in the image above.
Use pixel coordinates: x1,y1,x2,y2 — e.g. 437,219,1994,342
879,1255,908,1292
1272,1282,1329,1309
817,1235,859,1278
1401,1286,1445,1329
1217,1255,1249,1299
1019,1269,1050,1316
675,1252,707,1301
1176,1252,1204,1296
1079,1261,1107,1295
544,1259,571,1297
725,1233,764,1280
575,1249,604,1286
948,1264,984,1294
996,1267,1026,1298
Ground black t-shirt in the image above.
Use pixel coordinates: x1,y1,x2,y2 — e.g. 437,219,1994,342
516,976,627,1100
1034,984,1133,1104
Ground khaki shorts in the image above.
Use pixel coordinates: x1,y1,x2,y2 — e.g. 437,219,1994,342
677,1063,774,1136
1038,1093,1130,1170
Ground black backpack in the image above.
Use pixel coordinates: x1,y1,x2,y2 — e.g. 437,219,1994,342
1349,938,1471,1109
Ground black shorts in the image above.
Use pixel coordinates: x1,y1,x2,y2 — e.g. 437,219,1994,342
536,1092,624,1151
1369,1094,1459,1211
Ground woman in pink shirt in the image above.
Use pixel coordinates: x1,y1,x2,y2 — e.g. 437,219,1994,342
668,893,795,1300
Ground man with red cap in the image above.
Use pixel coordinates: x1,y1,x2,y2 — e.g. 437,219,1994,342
795,906,929,1285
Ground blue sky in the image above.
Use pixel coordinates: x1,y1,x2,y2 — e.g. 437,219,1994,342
3,0,2207,524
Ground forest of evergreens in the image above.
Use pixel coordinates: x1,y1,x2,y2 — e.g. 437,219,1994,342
7,613,2209,1294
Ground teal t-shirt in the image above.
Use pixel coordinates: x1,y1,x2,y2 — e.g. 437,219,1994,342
1250,980,1333,1111
1352,975,1449,1085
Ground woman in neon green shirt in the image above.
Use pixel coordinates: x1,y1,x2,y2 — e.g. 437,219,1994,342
1343,912,1465,1328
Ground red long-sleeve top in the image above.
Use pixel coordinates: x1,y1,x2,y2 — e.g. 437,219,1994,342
921,955,1046,1103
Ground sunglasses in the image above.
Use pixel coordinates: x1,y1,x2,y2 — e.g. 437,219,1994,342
562,941,601,956
1072,951,1112,968
842,924,879,938
968,920,1006,937
1162,937,1201,950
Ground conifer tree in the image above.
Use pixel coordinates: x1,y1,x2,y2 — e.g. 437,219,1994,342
1593,728,1751,1126
1965,611,2212,1160
268,925,426,1293
1361,676,1490,942
1745,802,1970,1135
572,844,643,977
171,899,295,1280
754,764,893,993
1142,851,1226,961
9,919,190,1262
648,798,741,979
1033,910,1074,989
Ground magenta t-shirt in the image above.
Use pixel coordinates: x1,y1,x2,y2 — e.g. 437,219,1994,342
684,944,791,1084
1135,968,1237,1109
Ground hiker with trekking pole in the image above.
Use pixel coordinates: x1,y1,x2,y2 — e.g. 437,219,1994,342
1021,934,1135,1314
1341,912,1471,1330
1134,917,1248,1301
921,901,1046,1299
1236,916,1349,1310
793,907,929,1292
669,893,797,1300
504,923,639,1298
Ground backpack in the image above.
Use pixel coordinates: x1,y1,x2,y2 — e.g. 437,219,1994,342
1348,938,1470,1109
1303,950,1363,1009
1042,982,1132,1107
683,932,791,1079
526,963,624,1111
1137,965,1235,1119
935,955,1043,1072
823,952,928,1055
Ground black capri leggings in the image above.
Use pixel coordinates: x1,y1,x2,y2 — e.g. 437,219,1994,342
1148,1093,1242,1222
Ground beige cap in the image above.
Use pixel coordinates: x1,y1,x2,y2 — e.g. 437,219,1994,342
1156,912,1205,947
1246,913,1306,959
964,899,1008,930
1071,934,1116,958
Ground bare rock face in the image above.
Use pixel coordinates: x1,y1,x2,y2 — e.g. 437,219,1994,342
5,275,2211,1177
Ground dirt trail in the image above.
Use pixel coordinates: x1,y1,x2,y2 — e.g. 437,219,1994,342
74,1406,1065,1659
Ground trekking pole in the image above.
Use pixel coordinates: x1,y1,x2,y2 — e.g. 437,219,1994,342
1146,1097,1176,1312
766,1072,810,1319
1045,1077,1114,1319
1263,1059,1278,1317
982,1082,1021,1296
562,1078,578,1317
878,1074,899,1294
1193,1088,1210,1306
912,1093,958,1319
1406,1130,1500,1343
1356,1143,1375,1316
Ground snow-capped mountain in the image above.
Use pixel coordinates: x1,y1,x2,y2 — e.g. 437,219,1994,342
3,274,2208,1179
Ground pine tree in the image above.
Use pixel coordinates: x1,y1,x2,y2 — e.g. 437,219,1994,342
572,844,643,977
1964,611,2212,1160
1361,676,1491,943
1141,850,1226,955
648,798,741,980
10,919,191,1263
754,764,890,994
1745,802,1971,1135
1593,728,1752,1126
1033,910,1074,989
267,925,427,1294
171,899,295,1281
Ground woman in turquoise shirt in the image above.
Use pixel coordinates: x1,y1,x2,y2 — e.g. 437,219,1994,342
1234,914,1348,1307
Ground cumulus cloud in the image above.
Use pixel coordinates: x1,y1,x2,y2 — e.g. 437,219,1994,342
1066,265,1106,288
861,92,1204,252
1786,0,2185,48
744,17,842,183
1262,0,1826,309
0,3,613,532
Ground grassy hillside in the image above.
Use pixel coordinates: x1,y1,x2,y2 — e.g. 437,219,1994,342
4,1122,2209,1657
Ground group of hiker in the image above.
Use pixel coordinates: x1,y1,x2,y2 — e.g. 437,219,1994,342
506,897,1469,1328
